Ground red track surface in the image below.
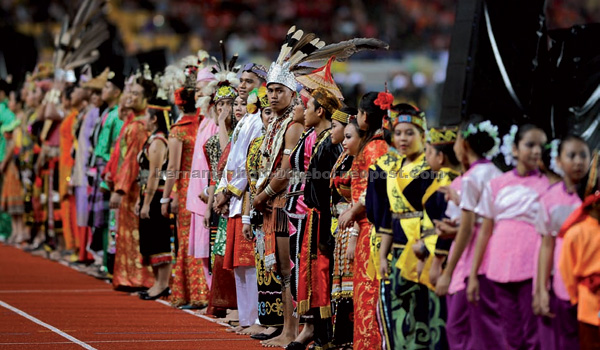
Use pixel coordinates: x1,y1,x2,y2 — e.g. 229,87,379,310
0,245,265,350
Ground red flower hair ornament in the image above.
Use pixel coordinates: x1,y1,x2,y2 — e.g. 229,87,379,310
374,91,394,111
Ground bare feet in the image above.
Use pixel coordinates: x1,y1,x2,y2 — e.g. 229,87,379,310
238,324,265,335
261,332,295,348
227,325,245,333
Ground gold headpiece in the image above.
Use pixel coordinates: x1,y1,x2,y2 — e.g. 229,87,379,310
332,109,352,124
427,127,458,145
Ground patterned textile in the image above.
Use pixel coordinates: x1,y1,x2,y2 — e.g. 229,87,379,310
1,162,24,214
285,127,315,303
168,115,210,307
58,108,78,250
111,115,154,289
351,135,388,350
297,130,342,319
331,153,354,301
380,248,447,350
223,215,255,269
247,135,284,326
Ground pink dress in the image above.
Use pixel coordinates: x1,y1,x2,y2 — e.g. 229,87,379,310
535,182,581,301
448,160,502,294
187,116,218,259
475,169,550,283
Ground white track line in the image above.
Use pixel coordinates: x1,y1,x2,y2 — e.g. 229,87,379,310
0,300,97,350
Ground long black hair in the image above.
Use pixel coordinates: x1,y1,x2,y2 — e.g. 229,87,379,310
357,92,386,152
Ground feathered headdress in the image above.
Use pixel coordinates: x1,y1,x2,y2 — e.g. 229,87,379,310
267,26,389,92
208,41,240,102
53,0,109,82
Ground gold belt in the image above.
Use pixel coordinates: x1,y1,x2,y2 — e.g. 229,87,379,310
392,211,423,220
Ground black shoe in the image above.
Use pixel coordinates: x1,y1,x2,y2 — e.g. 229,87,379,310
285,336,314,350
140,287,170,300
251,327,282,340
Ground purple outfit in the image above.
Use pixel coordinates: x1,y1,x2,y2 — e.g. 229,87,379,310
445,160,505,350
475,169,550,350
535,182,581,350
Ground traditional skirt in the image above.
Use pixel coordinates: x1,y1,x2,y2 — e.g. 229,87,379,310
223,215,255,270
255,226,284,327
170,205,210,307
380,247,447,350
206,213,237,315
206,254,238,316
112,186,154,289
138,191,173,267
1,162,25,215
332,226,354,347
353,218,382,350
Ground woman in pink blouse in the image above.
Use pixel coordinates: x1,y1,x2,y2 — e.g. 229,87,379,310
468,124,549,350
534,135,591,350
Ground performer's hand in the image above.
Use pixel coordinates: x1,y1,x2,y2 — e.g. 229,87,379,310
346,234,357,260
338,207,354,230
379,255,389,280
170,196,179,215
434,272,451,297
429,257,444,286
140,203,150,219
466,274,480,305
199,191,208,204
434,219,458,239
438,186,459,205
109,192,123,209
242,224,252,241
252,192,271,213
536,288,554,318
134,200,140,216
161,202,170,218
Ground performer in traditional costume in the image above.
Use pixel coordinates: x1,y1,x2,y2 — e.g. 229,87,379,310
108,74,155,290
329,107,357,349
88,67,124,274
469,124,549,350
160,58,209,308
187,52,217,286
433,115,505,350
72,72,105,263
213,62,266,334
535,135,591,350
59,83,88,257
338,92,389,350
137,97,173,300
201,52,240,317
292,87,342,349
245,87,285,340
558,191,600,350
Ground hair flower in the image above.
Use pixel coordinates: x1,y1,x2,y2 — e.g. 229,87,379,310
374,92,394,111
500,124,518,166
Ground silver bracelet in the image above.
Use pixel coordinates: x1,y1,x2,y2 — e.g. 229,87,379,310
264,185,277,198
160,197,171,204
241,215,251,225
349,228,359,237
203,187,209,197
